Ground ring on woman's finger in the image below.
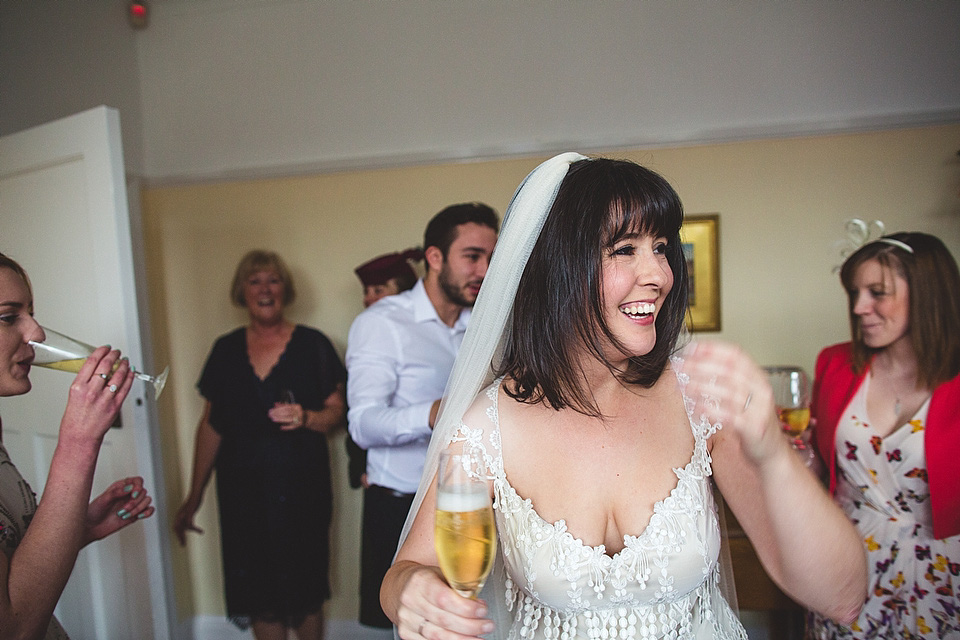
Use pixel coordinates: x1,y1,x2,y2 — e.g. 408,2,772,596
108,384,118,393
99,373,109,380
743,392,753,411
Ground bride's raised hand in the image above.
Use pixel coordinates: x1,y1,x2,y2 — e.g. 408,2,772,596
394,563,493,639
680,340,784,464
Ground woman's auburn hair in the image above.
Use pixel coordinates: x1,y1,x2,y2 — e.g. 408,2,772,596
840,232,960,388
496,158,690,417
229,249,296,307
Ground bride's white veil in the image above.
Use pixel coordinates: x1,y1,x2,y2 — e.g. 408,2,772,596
394,152,586,636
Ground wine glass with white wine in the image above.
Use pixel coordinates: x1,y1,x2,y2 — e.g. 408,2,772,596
29,326,170,399
435,449,496,599
764,365,811,450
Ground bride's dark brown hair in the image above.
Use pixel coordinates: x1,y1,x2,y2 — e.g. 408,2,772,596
496,158,689,417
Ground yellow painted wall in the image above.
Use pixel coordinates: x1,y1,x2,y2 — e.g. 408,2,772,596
142,124,960,623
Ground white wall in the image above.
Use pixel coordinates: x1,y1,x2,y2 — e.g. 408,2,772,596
136,0,960,182
0,0,144,174
3,2,957,184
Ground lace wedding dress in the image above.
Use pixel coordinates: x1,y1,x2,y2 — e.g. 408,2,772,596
450,375,747,640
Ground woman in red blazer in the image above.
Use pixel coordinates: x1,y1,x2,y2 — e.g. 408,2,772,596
809,232,960,639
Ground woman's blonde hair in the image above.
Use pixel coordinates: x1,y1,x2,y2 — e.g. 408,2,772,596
229,250,296,307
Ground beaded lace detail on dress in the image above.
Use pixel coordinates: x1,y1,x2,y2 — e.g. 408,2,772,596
451,366,746,639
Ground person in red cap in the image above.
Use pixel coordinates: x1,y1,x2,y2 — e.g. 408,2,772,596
354,248,423,309
346,249,425,493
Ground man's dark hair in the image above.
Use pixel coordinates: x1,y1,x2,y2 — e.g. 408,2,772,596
422,203,499,269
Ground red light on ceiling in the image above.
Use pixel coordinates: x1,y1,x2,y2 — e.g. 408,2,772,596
129,1,149,29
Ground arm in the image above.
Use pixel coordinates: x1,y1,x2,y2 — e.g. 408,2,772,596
173,401,221,546
682,341,866,624
346,313,435,448
382,470,493,639
0,347,135,640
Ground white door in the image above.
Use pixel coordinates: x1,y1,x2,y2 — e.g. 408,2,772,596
0,107,173,639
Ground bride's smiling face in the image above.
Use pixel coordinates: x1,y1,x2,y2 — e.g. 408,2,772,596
599,232,673,362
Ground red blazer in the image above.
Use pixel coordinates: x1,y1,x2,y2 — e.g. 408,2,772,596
811,342,960,540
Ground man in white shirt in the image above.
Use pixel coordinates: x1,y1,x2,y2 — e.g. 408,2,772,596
346,202,498,629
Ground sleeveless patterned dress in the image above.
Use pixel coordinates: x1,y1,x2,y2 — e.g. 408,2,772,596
808,375,960,639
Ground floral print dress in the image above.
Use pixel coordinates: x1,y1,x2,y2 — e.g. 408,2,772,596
808,375,960,639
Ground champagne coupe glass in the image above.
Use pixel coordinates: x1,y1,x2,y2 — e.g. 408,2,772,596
764,366,811,449
29,326,169,399
435,449,496,599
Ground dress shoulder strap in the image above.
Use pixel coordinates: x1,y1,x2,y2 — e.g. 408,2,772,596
450,378,504,480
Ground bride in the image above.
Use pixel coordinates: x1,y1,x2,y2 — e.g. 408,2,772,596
380,153,866,639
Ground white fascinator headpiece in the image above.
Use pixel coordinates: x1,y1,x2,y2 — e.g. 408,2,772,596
833,218,913,272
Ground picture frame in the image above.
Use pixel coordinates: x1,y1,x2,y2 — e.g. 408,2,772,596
680,213,721,332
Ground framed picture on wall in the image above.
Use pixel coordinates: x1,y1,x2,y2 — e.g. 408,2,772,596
680,213,720,332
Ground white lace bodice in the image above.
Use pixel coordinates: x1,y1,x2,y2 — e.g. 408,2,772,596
453,375,746,639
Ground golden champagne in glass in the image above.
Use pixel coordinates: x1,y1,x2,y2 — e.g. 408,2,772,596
764,366,811,446
29,326,169,399
778,407,811,436
435,451,496,598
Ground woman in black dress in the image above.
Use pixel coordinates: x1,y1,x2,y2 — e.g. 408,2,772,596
174,250,346,640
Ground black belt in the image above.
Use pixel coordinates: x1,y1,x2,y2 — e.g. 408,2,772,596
368,484,415,499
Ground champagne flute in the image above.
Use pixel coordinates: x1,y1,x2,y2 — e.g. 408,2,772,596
435,449,496,599
29,326,170,399
764,366,811,448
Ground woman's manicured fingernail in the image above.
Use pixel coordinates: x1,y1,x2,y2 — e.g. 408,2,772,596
117,509,129,519
137,512,148,519
132,490,140,499
123,484,134,493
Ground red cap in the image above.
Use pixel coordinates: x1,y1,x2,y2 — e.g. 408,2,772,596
354,248,423,286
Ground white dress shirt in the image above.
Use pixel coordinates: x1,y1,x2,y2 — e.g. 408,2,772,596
346,279,470,494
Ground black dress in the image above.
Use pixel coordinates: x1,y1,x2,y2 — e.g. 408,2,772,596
198,325,345,629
